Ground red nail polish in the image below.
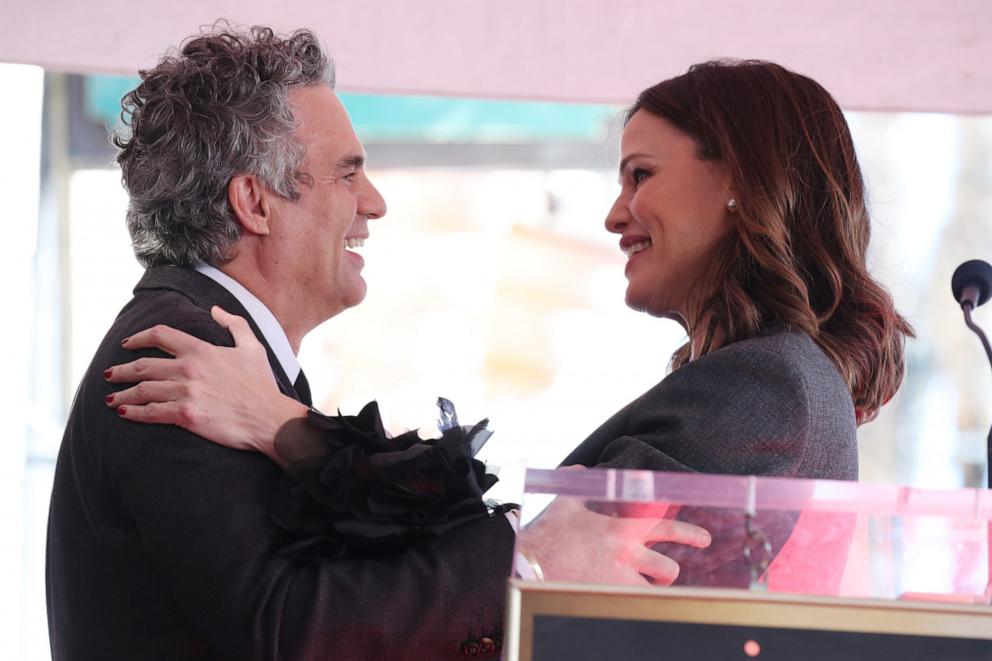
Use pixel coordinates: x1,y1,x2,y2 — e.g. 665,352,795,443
117,406,127,416
104,368,113,379
105,395,114,404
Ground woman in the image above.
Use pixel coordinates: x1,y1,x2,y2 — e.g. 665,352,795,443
560,59,913,479
106,59,911,582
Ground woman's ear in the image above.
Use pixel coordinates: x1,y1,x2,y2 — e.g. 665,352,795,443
228,174,272,236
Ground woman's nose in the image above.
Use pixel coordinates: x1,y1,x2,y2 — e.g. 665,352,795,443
604,196,629,234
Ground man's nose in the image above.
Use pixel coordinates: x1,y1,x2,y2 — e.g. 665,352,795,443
360,177,387,220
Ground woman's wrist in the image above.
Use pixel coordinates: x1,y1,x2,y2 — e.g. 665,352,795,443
252,396,310,466
270,402,331,471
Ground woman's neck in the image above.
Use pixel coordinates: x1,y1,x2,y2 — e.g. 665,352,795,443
688,314,724,361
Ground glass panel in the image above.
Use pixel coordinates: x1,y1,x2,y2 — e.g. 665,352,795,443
516,468,992,603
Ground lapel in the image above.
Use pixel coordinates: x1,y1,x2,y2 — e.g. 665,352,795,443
133,265,303,402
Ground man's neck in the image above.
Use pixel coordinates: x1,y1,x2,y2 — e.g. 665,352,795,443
211,261,311,354
194,264,301,382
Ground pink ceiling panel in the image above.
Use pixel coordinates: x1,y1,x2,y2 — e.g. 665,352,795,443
1,0,989,113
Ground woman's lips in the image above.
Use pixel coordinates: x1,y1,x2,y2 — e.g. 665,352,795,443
623,239,651,258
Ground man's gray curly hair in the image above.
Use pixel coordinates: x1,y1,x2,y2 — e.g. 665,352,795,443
114,24,334,267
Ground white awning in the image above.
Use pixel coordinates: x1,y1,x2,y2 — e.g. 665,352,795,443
3,0,990,113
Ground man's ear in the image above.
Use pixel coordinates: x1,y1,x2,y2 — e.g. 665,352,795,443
228,174,272,236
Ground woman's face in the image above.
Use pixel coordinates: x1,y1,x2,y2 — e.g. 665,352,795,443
606,110,733,321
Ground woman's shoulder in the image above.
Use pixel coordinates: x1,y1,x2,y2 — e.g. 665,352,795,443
664,327,816,381
719,325,819,357
655,326,854,426
697,326,841,385
702,326,858,476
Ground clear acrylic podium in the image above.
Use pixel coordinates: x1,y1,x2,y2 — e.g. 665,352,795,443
505,468,992,661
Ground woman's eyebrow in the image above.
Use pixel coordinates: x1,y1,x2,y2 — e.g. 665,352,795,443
618,152,650,176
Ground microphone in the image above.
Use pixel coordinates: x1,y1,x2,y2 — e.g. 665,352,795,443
950,260,992,491
952,260,992,310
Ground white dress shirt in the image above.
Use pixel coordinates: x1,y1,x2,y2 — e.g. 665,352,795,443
194,264,300,384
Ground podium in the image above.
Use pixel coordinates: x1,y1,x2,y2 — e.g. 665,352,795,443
505,469,992,660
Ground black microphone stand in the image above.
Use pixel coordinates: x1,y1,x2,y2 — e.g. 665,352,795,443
959,288,992,603
960,300,992,490
951,260,992,602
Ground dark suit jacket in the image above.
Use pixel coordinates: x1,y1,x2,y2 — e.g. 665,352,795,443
46,266,514,661
562,328,858,586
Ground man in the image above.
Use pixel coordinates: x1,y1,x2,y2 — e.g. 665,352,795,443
47,25,702,660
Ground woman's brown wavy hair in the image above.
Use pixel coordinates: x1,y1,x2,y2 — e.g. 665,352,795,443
629,60,913,423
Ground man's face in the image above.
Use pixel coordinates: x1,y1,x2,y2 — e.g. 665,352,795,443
267,85,386,321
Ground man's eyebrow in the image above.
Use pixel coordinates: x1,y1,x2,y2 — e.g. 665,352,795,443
335,154,366,171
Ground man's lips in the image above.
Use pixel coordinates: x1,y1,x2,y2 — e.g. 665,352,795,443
344,236,367,267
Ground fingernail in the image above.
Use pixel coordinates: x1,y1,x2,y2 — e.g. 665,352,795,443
117,406,127,416
104,368,113,379
121,336,130,346
105,394,114,405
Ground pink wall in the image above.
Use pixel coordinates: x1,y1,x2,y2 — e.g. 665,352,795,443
3,0,990,113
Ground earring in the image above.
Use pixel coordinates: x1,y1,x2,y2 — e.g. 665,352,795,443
726,198,738,212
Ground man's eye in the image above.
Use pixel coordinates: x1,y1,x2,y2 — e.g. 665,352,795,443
632,168,650,185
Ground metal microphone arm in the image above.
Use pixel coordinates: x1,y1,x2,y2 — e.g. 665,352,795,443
962,303,992,368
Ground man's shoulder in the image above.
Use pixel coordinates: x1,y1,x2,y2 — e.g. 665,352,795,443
64,272,236,433
112,266,239,347
116,286,231,346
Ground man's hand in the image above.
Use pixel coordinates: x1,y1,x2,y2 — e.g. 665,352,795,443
516,493,710,586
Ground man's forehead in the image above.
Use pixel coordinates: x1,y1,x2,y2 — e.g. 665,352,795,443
290,86,365,154
290,86,347,126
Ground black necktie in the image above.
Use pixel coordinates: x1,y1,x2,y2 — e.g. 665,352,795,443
293,370,313,407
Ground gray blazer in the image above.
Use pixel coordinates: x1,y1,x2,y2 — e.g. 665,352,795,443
562,327,858,480
561,328,858,587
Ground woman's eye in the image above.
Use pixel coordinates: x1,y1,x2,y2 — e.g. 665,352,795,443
631,168,650,185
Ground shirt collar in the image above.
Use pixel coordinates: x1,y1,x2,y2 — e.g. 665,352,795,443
194,264,301,383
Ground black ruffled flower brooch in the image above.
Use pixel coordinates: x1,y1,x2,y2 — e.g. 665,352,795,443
272,398,507,560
